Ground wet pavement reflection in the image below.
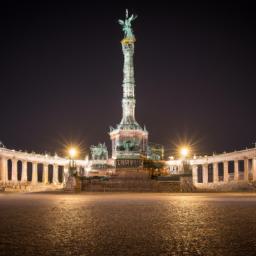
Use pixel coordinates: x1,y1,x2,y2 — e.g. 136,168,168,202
0,193,256,256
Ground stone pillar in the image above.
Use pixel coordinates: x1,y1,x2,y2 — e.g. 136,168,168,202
223,161,229,183
63,166,69,184
203,164,208,184
252,158,256,181
12,159,17,182
234,160,239,181
213,162,218,183
244,158,249,181
192,165,198,184
32,162,38,184
53,164,58,184
21,161,27,182
0,157,7,182
43,164,48,184
0,158,2,181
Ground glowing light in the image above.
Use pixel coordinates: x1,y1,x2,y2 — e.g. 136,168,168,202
180,146,190,157
68,147,77,158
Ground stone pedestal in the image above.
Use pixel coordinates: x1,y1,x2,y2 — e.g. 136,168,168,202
64,176,81,192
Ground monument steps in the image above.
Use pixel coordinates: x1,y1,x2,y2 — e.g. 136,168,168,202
81,174,195,193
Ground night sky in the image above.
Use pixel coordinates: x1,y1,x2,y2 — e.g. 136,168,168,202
1,1,255,158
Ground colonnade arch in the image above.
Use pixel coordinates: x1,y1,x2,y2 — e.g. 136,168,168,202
48,164,53,183
37,163,44,183
58,166,64,183
197,165,203,183
7,159,12,181
208,164,213,183
17,160,22,181
27,162,33,181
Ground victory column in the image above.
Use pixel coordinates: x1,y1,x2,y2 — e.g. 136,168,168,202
109,10,148,168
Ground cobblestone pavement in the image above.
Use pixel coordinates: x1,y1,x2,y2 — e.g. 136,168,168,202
1,193,256,256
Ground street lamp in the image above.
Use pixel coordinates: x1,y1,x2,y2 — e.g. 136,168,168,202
68,147,78,176
69,147,77,159
179,146,191,173
180,147,189,158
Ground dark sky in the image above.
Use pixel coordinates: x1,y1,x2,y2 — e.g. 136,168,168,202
1,1,256,157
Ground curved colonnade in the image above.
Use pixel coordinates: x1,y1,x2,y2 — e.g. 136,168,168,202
0,148,70,191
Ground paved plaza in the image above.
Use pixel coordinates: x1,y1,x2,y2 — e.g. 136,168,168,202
1,193,256,256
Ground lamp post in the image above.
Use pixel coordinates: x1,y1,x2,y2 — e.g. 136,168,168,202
179,146,190,174
68,147,77,176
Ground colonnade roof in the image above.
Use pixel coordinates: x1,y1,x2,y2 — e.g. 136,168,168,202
167,147,256,166
0,147,68,165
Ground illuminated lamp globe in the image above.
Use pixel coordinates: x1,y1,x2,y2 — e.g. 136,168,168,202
180,147,189,158
69,148,77,158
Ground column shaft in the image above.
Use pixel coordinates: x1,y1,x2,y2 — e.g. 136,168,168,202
43,164,48,184
244,158,249,181
252,158,256,181
213,162,218,183
234,160,239,181
32,162,38,184
192,165,198,184
0,157,7,182
12,159,17,182
203,164,208,184
21,161,27,182
224,161,229,183
63,166,69,184
53,165,58,184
